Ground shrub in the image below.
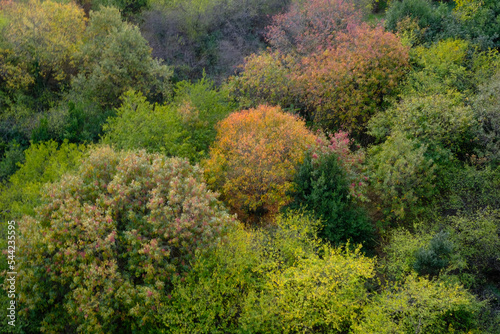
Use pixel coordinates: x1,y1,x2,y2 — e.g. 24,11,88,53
17,146,235,333
204,105,317,221
382,228,433,280
285,131,373,246
160,213,375,333
225,51,298,111
442,164,500,214
103,77,233,162
0,0,86,93
368,132,438,223
368,93,476,158
447,209,500,280
406,39,473,95
171,76,235,161
472,71,500,164
0,140,24,180
0,140,86,221
413,231,455,277
102,90,186,155
353,274,483,333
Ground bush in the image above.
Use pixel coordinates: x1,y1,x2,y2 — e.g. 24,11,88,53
160,213,375,333
291,23,409,133
285,132,373,246
17,146,235,333
0,140,24,180
265,0,361,56
447,209,500,280
0,140,86,221
382,228,433,281
103,77,233,162
368,132,438,223
102,90,186,155
405,39,473,95
442,164,500,214
225,51,298,111
472,71,500,164
203,105,317,221
413,231,455,277
353,274,483,333
71,6,172,109
368,93,476,158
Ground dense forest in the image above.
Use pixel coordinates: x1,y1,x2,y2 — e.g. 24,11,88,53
0,0,500,332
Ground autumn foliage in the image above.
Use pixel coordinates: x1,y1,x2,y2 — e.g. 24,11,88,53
293,23,409,132
230,0,410,133
204,105,317,220
265,0,361,56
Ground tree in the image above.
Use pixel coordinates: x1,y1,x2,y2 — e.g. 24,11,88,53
265,0,362,56
0,0,86,96
285,131,373,246
71,6,172,109
293,23,409,133
17,146,235,333
204,105,317,220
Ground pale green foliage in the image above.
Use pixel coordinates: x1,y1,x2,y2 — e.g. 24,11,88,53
368,132,437,222
353,274,483,333
368,93,475,155
71,6,172,108
382,228,433,280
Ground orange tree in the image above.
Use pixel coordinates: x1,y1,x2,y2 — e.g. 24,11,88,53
292,23,410,133
203,105,317,221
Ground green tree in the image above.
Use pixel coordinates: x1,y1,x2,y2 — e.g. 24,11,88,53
71,6,172,109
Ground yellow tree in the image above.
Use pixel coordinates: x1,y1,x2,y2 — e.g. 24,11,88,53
0,0,86,91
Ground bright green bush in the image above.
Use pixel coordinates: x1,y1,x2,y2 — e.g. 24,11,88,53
405,39,473,95
103,77,233,162
102,90,186,155
160,212,375,333
170,76,235,161
239,243,374,333
353,274,483,333
17,146,235,333
0,140,86,220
